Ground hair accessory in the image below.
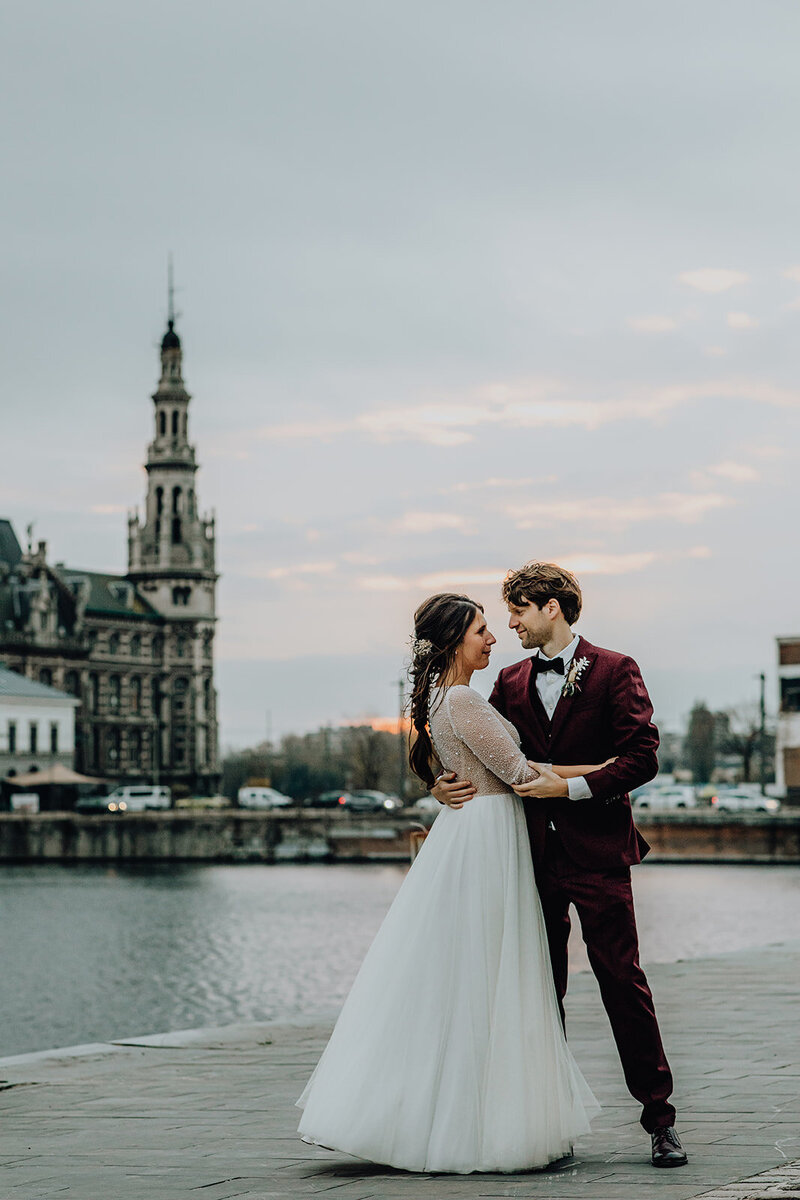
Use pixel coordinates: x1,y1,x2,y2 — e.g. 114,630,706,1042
411,636,436,663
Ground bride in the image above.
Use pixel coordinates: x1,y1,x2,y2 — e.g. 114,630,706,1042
297,592,606,1174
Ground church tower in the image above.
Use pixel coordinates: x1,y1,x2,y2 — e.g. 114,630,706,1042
127,290,219,794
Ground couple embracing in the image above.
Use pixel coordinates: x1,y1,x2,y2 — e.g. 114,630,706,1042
297,561,687,1174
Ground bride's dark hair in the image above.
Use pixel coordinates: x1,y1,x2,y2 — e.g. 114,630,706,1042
408,593,484,788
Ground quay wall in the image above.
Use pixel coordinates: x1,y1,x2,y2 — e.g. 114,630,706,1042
1,809,800,864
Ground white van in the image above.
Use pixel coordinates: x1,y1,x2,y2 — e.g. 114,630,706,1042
104,785,172,812
238,786,293,809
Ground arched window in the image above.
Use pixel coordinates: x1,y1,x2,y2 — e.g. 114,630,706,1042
176,635,187,659
89,673,100,713
129,728,142,768
108,633,120,655
39,667,53,686
130,676,142,714
130,634,141,657
152,634,163,660
172,410,179,436
64,670,80,697
155,487,164,515
159,410,166,436
107,728,120,765
171,486,182,544
151,677,161,715
109,675,121,709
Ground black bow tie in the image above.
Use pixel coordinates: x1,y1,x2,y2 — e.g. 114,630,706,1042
531,656,565,675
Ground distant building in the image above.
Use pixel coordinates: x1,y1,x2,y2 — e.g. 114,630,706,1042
776,637,800,805
0,665,79,781
0,313,219,795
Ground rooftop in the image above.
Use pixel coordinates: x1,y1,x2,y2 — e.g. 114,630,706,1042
0,665,78,703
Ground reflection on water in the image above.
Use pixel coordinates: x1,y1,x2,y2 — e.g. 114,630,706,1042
1,862,799,1059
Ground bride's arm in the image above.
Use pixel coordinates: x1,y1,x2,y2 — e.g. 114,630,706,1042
443,687,538,787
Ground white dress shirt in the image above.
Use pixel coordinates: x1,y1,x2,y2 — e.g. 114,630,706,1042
532,634,593,802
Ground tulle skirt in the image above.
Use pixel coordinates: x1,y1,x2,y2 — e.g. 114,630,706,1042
296,793,599,1174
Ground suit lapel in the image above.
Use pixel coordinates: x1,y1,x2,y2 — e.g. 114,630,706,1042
547,636,598,748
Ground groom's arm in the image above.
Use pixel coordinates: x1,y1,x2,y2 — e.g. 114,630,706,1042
583,656,659,801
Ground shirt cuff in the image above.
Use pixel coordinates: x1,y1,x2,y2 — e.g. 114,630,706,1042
567,775,592,802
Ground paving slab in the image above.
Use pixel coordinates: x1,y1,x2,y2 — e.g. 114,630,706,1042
0,943,798,1200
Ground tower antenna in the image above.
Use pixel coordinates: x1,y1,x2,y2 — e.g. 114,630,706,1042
167,253,175,324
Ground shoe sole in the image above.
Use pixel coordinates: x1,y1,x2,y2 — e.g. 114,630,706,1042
652,1156,688,1168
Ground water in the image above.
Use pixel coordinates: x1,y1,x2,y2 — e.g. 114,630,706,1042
1,862,799,1060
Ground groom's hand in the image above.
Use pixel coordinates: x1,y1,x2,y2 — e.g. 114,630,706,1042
431,771,477,810
512,763,569,799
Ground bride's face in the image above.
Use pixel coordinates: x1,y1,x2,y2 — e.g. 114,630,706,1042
457,610,496,673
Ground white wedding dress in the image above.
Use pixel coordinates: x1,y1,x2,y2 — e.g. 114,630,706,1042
296,684,599,1173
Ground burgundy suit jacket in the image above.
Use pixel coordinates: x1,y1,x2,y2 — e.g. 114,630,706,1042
488,637,657,870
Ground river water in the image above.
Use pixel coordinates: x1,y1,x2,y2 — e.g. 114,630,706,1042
1,862,799,1060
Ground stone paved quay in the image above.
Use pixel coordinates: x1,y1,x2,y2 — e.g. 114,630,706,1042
1,943,798,1200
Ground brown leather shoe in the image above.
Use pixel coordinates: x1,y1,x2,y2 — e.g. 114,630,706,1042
651,1126,688,1167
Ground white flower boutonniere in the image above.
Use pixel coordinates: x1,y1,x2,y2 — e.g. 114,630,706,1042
562,655,591,698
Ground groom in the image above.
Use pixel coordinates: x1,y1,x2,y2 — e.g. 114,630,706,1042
432,560,687,1169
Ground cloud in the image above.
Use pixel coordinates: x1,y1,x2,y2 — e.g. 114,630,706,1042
510,492,732,529
704,346,727,358
726,312,759,329
443,476,539,494
559,552,658,575
90,503,128,515
705,461,760,483
391,511,470,534
359,551,685,591
628,315,678,333
783,266,800,283
253,561,337,581
254,377,800,448
678,269,750,293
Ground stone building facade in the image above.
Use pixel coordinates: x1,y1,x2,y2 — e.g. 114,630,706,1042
776,636,800,806
0,665,79,782
0,317,219,796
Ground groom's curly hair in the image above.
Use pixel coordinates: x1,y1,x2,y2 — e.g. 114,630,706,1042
502,561,582,626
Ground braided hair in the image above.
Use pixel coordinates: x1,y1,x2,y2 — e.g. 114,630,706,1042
407,593,483,787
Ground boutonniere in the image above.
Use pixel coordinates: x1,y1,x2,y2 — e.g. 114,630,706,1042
562,656,591,697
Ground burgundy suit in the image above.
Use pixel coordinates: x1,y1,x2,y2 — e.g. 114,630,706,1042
489,636,676,1132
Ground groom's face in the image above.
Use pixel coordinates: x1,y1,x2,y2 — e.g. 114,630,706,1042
506,600,552,650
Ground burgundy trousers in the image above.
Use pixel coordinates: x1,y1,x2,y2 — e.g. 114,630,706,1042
537,831,676,1132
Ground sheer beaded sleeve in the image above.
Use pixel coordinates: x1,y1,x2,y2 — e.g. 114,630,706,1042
439,685,538,788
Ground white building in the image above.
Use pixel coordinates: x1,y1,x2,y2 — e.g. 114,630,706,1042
0,665,79,781
776,637,800,805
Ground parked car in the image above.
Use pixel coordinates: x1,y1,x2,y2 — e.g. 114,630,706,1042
76,785,171,814
237,787,294,810
711,789,780,813
347,789,401,812
310,790,353,809
633,785,697,811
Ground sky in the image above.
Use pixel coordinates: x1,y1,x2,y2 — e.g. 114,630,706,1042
2,1,800,747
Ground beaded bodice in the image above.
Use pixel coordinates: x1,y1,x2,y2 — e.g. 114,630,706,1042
429,684,538,795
